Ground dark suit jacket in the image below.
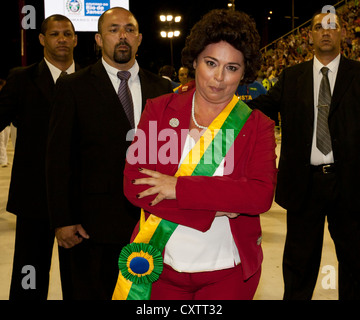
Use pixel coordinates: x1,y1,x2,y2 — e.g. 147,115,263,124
46,59,173,244
0,60,79,219
248,56,360,212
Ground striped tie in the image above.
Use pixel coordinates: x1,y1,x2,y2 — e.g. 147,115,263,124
316,67,332,155
117,71,135,129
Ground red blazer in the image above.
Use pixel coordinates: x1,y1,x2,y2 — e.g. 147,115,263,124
123,88,277,280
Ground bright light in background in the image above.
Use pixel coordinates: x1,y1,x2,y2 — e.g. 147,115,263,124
228,0,235,10
160,31,180,38
160,15,181,23
159,12,182,66
159,13,182,38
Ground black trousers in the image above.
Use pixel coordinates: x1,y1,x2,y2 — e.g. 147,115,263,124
283,171,360,300
64,239,126,300
9,216,71,300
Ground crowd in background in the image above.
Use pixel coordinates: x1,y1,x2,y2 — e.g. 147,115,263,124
259,1,360,88
160,2,360,93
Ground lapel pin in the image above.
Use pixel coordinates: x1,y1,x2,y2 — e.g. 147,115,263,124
169,118,179,128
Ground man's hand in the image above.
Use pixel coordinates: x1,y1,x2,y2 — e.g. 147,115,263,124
55,224,90,249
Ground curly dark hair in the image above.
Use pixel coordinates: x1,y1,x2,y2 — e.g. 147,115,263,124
181,9,261,85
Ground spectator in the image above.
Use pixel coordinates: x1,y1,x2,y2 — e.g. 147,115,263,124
159,65,180,89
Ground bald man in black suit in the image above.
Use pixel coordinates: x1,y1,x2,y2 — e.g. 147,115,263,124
46,7,172,299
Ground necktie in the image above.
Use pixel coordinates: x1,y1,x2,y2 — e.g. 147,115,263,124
316,67,332,155
56,71,67,83
117,71,135,129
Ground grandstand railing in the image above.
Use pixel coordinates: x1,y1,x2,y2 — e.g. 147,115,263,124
260,0,347,53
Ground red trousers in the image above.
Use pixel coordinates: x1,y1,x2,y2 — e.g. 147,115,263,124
151,263,261,300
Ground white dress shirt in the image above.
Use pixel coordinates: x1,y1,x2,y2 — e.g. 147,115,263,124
164,134,241,273
101,58,142,129
44,58,75,83
310,54,340,165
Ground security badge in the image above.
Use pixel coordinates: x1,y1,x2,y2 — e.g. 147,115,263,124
169,118,179,128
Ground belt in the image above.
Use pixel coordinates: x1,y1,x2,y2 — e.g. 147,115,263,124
310,164,336,174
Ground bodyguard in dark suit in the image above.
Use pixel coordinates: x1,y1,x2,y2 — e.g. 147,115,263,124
46,7,173,299
248,11,360,299
0,15,78,299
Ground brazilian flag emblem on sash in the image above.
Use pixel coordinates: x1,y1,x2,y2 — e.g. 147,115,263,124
112,95,252,300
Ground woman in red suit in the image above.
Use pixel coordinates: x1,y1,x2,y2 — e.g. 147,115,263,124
119,9,277,300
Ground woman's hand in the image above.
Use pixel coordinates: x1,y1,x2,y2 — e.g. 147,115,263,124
133,168,178,206
215,211,240,219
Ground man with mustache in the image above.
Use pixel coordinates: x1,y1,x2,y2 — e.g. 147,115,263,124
0,14,78,299
113,39,133,62
46,7,173,299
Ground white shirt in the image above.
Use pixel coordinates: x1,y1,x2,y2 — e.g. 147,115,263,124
164,134,241,273
310,54,340,165
101,58,142,129
44,58,75,83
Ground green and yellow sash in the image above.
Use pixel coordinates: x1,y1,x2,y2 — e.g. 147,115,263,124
112,95,252,300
